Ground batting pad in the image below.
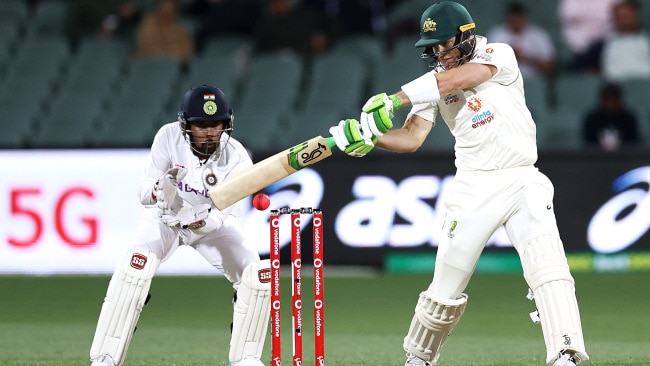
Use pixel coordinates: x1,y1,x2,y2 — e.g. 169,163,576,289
229,259,271,363
403,291,468,363
90,246,160,366
521,235,589,364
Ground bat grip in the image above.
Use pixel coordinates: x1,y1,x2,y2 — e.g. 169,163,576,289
325,136,336,149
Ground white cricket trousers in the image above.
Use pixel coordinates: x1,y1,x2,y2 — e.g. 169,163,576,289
130,208,260,286
429,165,561,298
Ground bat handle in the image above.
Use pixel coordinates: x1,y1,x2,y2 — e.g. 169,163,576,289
325,136,336,149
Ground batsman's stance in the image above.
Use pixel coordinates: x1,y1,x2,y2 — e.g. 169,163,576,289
330,2,589,365
89,85,270,366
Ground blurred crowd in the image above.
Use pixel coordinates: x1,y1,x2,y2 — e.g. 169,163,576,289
8,0,650,152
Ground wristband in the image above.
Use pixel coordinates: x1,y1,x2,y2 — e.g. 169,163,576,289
401,71,441,105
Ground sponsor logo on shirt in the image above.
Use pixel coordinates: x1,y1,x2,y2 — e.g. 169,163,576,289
182,182,209,198
471,110,494,129
444,94,459,105
467,97,482,112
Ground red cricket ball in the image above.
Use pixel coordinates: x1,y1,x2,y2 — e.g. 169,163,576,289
253,193,270,211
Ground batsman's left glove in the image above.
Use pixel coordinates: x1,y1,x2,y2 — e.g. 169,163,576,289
361,92,401,136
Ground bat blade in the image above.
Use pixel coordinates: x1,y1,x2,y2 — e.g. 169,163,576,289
209,136,336,210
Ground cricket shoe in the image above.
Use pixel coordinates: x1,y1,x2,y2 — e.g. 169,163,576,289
405,353,433,366
229,357,265,366
552,352,578,366
90,355,115,366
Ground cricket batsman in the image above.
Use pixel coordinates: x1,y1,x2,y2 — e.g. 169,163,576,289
329,1,589,365
89,85,270,366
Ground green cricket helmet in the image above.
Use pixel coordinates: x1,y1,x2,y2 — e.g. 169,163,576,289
416,1,477,70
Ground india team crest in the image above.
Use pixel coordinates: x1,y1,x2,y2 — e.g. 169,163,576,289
203,168,218,187
203,94,217,115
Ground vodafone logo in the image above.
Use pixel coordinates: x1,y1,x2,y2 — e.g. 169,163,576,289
271,217,280,228
313,258,323,268
314,299,324,309
271,259,280,269
272,300,281,310
313,216,322,227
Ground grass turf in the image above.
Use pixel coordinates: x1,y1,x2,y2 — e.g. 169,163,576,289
0,271,648,365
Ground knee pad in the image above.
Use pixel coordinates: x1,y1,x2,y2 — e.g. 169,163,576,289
90,246,160,366
403,291,468,363
521,235,589,364
229,259,271,363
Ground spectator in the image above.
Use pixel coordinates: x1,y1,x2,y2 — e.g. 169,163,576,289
132,0,195,66
582,82,640,152
486,2,556,79
602,0,650,80
558,0,618,58
569,0,650,80
65,0,142,48
183,0,263,52
253,0,331,59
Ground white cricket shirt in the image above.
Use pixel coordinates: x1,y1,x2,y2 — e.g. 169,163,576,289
410,36,538,171
137,121,253,219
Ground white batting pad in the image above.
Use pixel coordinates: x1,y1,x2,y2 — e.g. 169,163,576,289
90,246,160,366
521,235,589,364
403,291,468,363
229,259,271,363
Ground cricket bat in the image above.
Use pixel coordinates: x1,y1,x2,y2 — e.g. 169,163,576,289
209,136,337,210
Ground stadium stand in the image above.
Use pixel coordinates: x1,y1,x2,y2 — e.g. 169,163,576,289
0,35,71,148
28,0,69,36
0,0,647,151
233,51,304,151
95,57,181,148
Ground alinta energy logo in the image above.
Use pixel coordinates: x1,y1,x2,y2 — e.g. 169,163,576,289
588,166,650,253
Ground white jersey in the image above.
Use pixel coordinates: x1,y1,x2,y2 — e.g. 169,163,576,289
137,121,253,220
410,36,538,171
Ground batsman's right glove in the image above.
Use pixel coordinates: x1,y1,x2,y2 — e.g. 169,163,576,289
329,118,376,157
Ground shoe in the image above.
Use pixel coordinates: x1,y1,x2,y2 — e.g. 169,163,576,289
552,352,578,366
229,357,265,366
90,355,115,366
405,353,433,366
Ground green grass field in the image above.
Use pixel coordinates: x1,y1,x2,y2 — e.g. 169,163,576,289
0,271,648,365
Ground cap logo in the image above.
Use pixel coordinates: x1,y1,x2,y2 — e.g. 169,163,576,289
423,18,437,33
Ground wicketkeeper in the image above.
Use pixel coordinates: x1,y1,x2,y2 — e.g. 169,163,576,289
329,2,589,366
89,85,270,366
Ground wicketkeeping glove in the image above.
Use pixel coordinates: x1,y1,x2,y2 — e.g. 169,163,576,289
154,166,187,215
329,118,377,157
161,203,212,229
361,93,402,136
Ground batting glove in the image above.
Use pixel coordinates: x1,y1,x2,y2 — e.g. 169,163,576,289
361,93,401,136
329,119,377,158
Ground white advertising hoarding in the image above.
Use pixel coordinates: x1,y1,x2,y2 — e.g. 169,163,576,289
0,150,221,275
